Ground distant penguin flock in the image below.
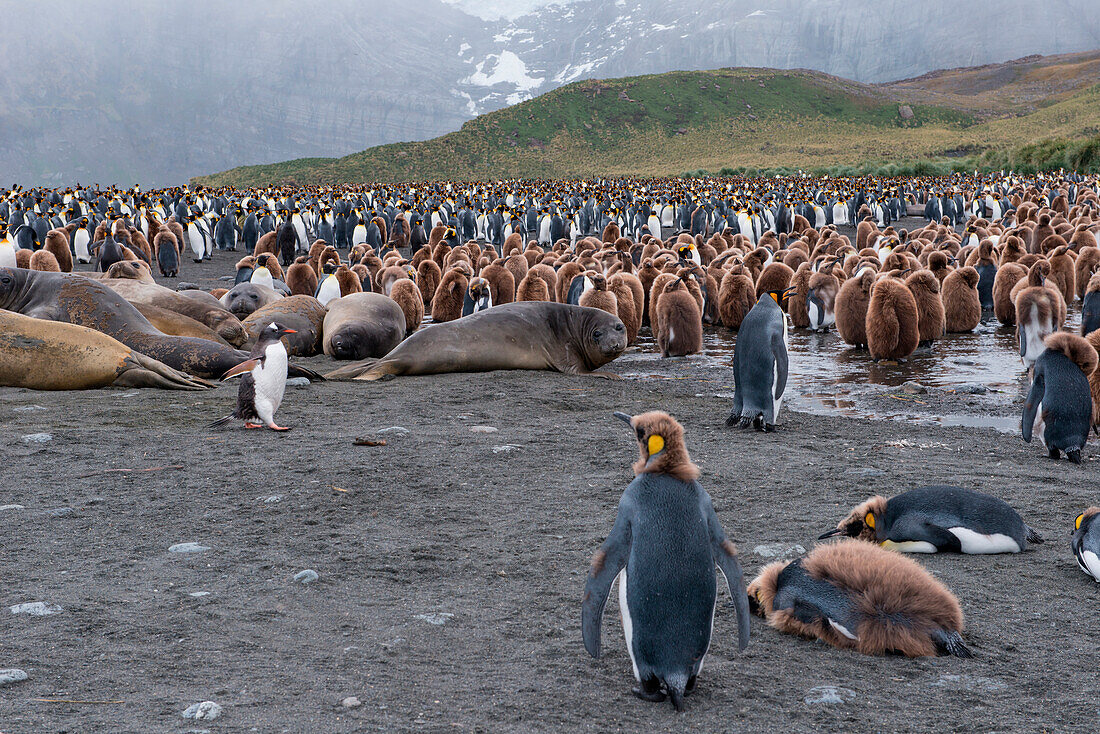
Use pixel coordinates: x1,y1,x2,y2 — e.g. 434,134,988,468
3,171,1100,711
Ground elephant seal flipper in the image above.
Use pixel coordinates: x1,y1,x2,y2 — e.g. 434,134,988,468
324,302,626,381
113,352,214,390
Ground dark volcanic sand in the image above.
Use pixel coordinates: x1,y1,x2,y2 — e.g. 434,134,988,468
3,237,1100,733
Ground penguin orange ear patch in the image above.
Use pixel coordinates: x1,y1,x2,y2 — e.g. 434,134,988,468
648,434,665,456
1076,513,1085,530
770,292,779,304
865,512,875,529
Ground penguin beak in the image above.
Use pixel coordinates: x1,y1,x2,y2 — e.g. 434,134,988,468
612,411,633,426
818,527,845,540
283,328,297,334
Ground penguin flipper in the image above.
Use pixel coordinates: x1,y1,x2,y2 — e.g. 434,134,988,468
932,629,972,658
1025,526,1044,544
582,504,633,659
221,358,259,380
1021,371,1044,443
704,496,751,651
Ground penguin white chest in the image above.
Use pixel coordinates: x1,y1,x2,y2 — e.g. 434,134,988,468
617,569,640,681
317,276,341,307
947,527,1021,554
250,268,274,291
1077,549,1100,581
252,342,288,423
0,242,15,269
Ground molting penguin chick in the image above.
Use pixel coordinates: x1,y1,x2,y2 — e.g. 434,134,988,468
747,540,971,658
727,290,790,431
462,276,493,317
1072,508,1100,581
1022,332,1097,464
583,411,751,712
820,485,1042,554
208,321,296,432
578,272,618,318
655,276,702,357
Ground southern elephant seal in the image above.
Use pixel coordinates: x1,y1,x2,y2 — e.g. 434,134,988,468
0,268,319,381
242,295,327,356
323,292,406,360
0,309,211,390
220,282,282,319
325,302,627,381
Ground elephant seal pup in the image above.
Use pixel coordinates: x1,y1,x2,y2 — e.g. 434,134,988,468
103,262,246,346
242,295,327,356
0,309,211,390
323,292,407,360
326,302,627,381
0,268,319,381
220,282,282,319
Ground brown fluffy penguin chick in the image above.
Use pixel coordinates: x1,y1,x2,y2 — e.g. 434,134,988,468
417,259,442,309
335,265,362,297
747,539,970,658
480,261,516,305
834,267,876,348
389,278,424,334
718,267,756,330
942,266,981,333
993,262,1028,326
29,249,61,272
1074,247,1100,301
905,270,946,347
44,229,73,272
516,270,551,302
286,258,319,296
579,272,618,317
647,272,679,330
1083,330,1100,432
556,261,585,303
755,262,795,301
14,249,31,269
431,263,472,322
866,277,919,361
1047,246,1076,304
607,275,640,345
620,410,700,483
655,277,703,358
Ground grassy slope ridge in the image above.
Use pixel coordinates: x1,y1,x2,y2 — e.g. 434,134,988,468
194,52,1100,187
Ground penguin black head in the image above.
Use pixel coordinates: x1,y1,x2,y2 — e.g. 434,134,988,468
612,410,699,482
261,321,297,340
819,495,887,542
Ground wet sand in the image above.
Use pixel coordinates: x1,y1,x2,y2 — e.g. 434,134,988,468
3,228,1099,733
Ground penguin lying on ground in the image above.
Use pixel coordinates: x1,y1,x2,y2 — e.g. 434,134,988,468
1073,508,1100,581
1022,332,1097,464
820,485,1042,553
583,410,750,712
208,322,295,432
727,289,790,431
748,539,972,658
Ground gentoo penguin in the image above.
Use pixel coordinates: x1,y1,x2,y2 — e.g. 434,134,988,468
747,540,971,658
727,290,790,431
461,277,493,317
655,276,702,357
208,322,296,432
820,485,1042,554
583,411,750,711
1023,332,1097,464
1072,508,1100,581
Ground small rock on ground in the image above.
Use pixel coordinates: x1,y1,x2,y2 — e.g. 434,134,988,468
10,602,62,616
341,696,362,708
376,426,410,435
169,543,210,554
286,377,311,387
469,426,498,433
414,612,454,626
753,543,806,559
20,433,52,443
294,569,319,584
0,669,29,686
804,686,855,704
182,701,223,720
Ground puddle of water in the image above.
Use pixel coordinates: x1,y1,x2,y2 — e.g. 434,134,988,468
618,306,1081,432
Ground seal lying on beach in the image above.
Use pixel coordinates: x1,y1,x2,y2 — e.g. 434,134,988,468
0,309,211,390
325,302,627,381
0,268,320,381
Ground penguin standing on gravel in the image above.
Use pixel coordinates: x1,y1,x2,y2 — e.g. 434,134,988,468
727,289,790,431
819,485,1043,554
208,322,296,432
1072,508,1100,581
1022,332,1097,464
582,411,751,712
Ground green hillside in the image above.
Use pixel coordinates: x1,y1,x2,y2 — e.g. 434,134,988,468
193,54,1100,187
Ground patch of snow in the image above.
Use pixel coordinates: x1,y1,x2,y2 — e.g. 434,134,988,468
464,51,544,91
747,9,767,17
458,43,471,55
650,23,674,31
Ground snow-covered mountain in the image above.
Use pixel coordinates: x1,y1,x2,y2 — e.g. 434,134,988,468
3,0,1098,185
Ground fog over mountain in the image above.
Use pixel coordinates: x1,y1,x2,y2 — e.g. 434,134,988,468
2,0,1098,186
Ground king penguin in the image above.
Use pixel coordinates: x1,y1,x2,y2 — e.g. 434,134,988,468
208,321,296,432
583,411,750,712
1022,332,1096,464
820,485,1043,553
727,289,791,431
1073,508,1100,581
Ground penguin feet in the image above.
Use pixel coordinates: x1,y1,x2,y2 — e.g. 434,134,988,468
684,675,697,696
1067,449,1082,465
1048,447,1061,460
631,678,666,704
763,423,777,432
244,422,263,429
724,413,738,427
267,424,292,432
